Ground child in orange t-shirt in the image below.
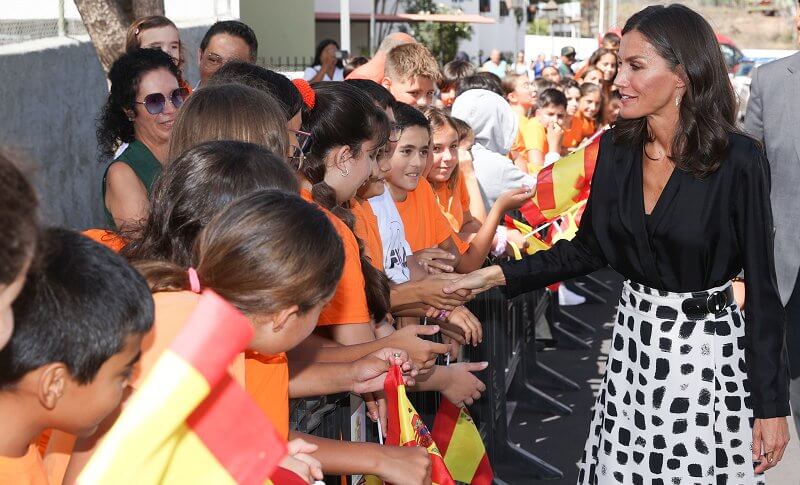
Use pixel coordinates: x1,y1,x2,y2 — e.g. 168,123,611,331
502,72,536,171
0,229,153,485
560,79,585,152
565,82,601,150
424,107,534,263
523,88,568,174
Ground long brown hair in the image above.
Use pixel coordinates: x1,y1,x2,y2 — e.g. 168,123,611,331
300,82,390,322
424,107,460,191
123,140,299,266
168,83,288,161
613,4,739,178
137,189,343,316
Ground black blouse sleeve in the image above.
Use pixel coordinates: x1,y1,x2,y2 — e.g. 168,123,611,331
499,140,609,298
734,141,790,419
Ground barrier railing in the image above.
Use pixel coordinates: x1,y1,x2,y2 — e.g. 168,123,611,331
288,281,583,482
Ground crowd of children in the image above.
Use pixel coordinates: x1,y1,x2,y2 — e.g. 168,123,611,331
0,16,623,485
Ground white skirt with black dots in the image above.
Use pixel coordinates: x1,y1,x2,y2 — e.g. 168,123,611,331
576,280,764,485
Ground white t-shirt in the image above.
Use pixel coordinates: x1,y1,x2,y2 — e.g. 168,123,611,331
303,66,344,82
368,190,411,284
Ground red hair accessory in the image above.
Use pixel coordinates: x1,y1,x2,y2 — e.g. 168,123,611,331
292,78,315,110
187,267,201,294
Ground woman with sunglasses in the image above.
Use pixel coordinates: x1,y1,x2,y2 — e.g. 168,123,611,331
98,48,188,231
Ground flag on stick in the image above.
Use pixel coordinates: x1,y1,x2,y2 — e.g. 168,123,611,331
79,290,288,485
431,399,493,485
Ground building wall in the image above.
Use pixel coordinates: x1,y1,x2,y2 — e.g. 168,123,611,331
241,0,315,65
0,24,209,230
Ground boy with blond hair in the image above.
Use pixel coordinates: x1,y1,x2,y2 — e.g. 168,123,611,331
382,43,441,108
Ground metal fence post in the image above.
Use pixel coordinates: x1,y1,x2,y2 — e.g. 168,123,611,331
57,0,66,37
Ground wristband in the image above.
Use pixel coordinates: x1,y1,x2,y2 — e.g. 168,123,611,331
544,151,561,167
492,226,508,257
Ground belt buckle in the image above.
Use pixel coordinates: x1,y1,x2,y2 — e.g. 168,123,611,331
706,291,727,313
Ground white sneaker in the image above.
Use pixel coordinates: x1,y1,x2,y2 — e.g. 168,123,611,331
558,285,586,306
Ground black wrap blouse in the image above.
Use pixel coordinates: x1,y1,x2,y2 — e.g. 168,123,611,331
500,130,790,418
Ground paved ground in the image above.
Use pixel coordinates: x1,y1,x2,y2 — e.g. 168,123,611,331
500,269,800,484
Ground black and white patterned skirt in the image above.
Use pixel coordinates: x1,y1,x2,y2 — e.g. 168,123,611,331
577,280,764,485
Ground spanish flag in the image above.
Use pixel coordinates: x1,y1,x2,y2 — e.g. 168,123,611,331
384,365,455,485
431,399,493,485
520,136,600,227
79,290,288,485
504,215,552,258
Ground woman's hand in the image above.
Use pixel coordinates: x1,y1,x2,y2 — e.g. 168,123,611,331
752,417,790,473
443,266,506,295
416,273,474,310
414,248,457,274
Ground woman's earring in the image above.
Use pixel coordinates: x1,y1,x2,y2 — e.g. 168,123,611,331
675,94,681,107
340,167,349,177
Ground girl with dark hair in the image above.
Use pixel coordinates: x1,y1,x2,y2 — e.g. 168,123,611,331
125,15,192,94
99,48,186,231
444,4,790,482
299,81,390,343
304,39,344,82
587,47,619,86
0,150,38,351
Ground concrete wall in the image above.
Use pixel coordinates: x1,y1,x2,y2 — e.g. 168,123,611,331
0,23,210,230
241,0,315,65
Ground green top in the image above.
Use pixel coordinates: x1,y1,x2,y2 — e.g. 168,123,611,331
102,140,162,229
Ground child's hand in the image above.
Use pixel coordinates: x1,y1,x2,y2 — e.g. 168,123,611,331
435,306,482,347
546,121,564,151
281,439,323,484
386,324,450,372
440,361,488,407
495,185,535,212
417,273,474,310
414,247,457,273
350,348,418,395
377,447,432,485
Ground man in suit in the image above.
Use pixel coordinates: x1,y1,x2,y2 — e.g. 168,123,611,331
745,16,800,435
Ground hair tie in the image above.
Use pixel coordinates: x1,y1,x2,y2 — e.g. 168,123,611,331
134,27,141,36
187,267,201,294
292,78,316,110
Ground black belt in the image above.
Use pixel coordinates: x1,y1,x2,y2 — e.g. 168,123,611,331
681,286,735,320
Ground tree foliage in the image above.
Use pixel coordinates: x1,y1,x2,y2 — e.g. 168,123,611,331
403,0,473,64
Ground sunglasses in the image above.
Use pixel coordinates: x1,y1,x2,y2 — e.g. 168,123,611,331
135,88,188,115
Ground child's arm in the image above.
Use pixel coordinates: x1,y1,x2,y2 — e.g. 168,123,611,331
459,154,488,223
288,431,432,484
288,348,415,398
453,186,534,273
408,361,488,407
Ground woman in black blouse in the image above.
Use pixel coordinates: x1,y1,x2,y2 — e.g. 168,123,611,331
446,5,790,483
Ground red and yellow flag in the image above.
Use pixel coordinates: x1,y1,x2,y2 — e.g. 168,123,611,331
520,136,600,227
79,290,288,485
385,365,455,485
431,399,493,485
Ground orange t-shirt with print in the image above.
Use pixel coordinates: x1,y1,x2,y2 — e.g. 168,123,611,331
300,189,370,325
350,199,384,272
432,172,471,233
82,229,126,252
395,179,469,254
0,445,48,485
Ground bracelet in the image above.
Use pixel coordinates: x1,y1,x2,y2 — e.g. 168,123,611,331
492,226,508,257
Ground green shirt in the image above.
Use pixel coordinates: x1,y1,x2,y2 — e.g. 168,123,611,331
102,140,162,229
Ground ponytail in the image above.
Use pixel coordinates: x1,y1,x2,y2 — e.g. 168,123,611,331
300,82,391,322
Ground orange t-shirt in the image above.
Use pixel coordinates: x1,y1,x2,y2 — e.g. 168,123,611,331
300,189,370,325
350,199,384,272
521,117,548,154
244,352,290,440
81,229,126,252
432,173,471,233
509,114,529,159
562,112,596,151
0,445,48,485
395,179,469,254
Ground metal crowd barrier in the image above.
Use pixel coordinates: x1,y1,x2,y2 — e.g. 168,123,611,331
288,284,583,482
